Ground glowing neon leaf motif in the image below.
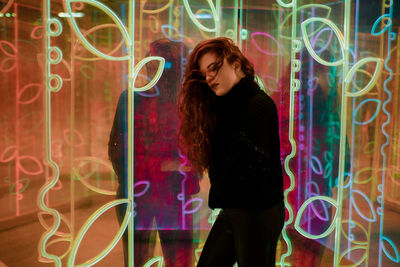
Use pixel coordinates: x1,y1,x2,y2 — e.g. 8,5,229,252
183,197,203,214
351,190,376,222
310,155,323,175
74,157,117,195
31,26,44,39
136,74,160,97
0,0,14,14
295,196,337,239
132,56,165,92
65,0,131,61
143,256,164,267
309,197,330,222
354,167,374,184
73,24,126,61
0,57,16,72
18,155,43,175
301,18,344,66
0,41,16,72
0,145,17,162
381,235,400,263
344,57,383,97
307,182,329,221
251,32,281,56
17,83,42,104
338,246,368,267
280,4,331,40
340,220,368,245
183,0,219,33
63,129,85,147
260,75,279,92
311,27,333,54
371,14,392,36
0,40,16,56
134,180,150,197
161,24,182,42
10,178,30,195
353,98,381,125
68,199,131,266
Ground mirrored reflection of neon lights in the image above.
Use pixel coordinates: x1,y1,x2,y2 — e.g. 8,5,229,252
67,199,132,266
38,0,63,264
277,0,299,265
182,0,220,34
371,1,396,265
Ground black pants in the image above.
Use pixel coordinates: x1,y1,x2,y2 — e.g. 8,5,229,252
197,201,285,267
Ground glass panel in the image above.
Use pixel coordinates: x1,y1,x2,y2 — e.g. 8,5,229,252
0,0,399,266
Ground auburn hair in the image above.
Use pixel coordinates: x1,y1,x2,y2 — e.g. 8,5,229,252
178,37,254,173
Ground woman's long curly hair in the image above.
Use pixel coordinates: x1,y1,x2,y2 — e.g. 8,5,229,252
178,37,254,173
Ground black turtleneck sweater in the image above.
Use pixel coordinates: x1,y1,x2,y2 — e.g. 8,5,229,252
208,75,283,209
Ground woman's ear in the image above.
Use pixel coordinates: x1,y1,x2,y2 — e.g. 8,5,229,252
233,62,241,71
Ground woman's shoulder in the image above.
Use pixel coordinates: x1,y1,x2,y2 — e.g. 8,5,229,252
246,89,277,114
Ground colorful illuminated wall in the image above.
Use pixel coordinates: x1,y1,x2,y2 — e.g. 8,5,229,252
0,0,399,266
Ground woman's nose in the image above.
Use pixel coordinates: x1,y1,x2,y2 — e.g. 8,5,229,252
205,73,214,83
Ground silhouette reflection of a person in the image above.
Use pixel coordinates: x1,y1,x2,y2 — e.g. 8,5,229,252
108,38,200,267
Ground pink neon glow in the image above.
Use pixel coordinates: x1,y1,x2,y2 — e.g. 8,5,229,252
251,32,282,56
14,3,20,216
134,180,150,197
0,41,16,72
63,129,85,147
30,25,44,40
310,27,333,53
17,83,42,104
18,155,44,176
261,75,280,92
0,145,17,162
0,0,14,14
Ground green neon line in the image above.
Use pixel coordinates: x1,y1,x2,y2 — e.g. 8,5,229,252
334,0,352,266
344,57,383,97
182,0,219,33
301,17,345,66
37,0,62,265
131,56,165,92
65,0,131,61
294,196,338,239
67,199,131,266
280,4,331,41
279,0,298,266
143,256,164,267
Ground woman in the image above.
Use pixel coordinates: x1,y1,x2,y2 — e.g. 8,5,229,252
178,37,285,267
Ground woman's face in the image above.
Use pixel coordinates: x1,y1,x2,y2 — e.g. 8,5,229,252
198,52,243,96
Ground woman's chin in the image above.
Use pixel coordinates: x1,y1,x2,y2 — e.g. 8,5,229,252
214,87,228,96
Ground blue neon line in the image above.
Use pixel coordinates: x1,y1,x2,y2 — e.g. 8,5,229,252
306,7,316,234
378,2,394,266
352,99,381,125
298,9,305,214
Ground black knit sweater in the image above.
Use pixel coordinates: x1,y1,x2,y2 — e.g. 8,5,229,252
208,75,283,209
